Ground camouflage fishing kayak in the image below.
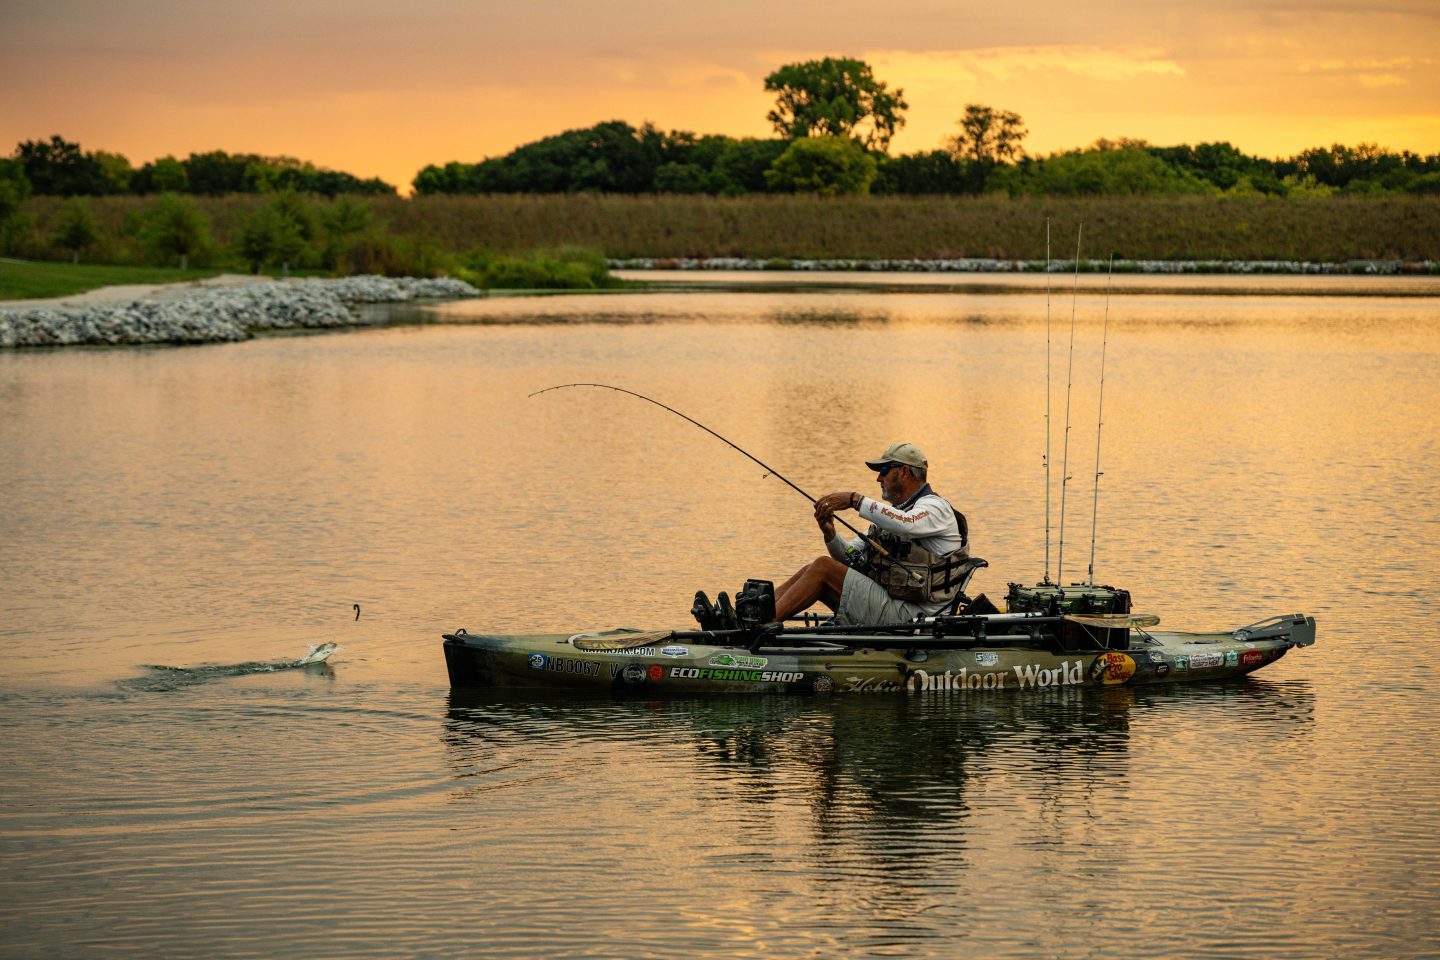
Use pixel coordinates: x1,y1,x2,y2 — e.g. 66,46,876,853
442,608,1315,695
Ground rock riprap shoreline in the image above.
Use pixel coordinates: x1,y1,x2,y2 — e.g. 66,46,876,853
611,256,1437,274
0,275,481,348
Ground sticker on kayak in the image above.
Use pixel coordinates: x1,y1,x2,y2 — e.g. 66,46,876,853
1089,652,1136,685
661,645,690,658
670,667,805,682
1189,652,1223,669
529,653,599,676
709,653,768,669
621,663,646,684
1241,650,1264,666
975,652,999,666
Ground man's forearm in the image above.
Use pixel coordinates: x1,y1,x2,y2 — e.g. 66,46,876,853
825,532,861,564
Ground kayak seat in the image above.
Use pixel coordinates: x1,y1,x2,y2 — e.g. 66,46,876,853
956,593,1000,616
938,557,989,616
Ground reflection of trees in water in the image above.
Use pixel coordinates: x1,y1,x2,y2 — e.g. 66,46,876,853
767,308,883,326
766,307,1011,326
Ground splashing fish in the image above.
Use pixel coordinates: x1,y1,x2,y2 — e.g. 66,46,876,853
294,642,338,666
124,642,341,692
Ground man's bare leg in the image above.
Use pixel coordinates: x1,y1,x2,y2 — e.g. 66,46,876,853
772,556,849,622
774,567,806,598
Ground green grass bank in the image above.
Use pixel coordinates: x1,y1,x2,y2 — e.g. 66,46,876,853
0,261,229,300
16,193,1440,266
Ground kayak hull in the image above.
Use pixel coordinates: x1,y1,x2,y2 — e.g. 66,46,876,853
443,623,1308,694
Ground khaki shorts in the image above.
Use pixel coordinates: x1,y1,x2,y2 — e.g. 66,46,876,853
836,568,935,626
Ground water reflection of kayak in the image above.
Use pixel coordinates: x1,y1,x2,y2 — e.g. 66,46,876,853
442,590,1315,695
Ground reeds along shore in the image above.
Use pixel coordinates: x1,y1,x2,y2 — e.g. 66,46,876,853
17,193,1440,265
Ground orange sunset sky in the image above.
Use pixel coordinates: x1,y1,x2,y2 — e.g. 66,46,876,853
3,0,1438,192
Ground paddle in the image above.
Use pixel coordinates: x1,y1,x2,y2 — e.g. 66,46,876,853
570,631,676,651
1063,613,1160,629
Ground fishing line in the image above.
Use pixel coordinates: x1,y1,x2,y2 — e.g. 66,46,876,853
1087,253,1114,584
1056,223,1082,585
529,382,899,561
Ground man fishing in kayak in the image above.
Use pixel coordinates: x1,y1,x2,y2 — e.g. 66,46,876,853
771,442,971,625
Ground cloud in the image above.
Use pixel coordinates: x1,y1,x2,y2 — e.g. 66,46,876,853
872,47,1186,86
1302,56,1434,73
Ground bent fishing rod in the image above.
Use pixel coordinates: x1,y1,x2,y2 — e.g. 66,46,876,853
529,382,905,564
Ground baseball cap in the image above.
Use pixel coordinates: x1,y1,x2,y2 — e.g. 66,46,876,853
865,442,927,471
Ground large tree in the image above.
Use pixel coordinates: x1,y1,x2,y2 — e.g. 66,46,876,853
15,136,111,196
240,190,316,274
320,196,373,268
53,197,99,264
131,156,188,194
0,158,30,221
764,58,907,152
419,120,667,195
712,138,788,194
764,136,878,195
140,194,211,270
947,104,1028,165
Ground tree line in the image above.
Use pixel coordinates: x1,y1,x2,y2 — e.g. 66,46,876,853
413,58,1440,199
414,120,1440,200
3,136,396,198
4,53,1438,248
1,142,399,266
0,179,613,286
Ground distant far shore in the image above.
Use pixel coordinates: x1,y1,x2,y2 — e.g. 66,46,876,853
608,256,1439,275
12,194,1440,272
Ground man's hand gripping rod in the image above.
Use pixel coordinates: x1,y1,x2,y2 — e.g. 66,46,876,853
529,382,908,569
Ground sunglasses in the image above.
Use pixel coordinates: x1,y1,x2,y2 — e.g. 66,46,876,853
876,463,905,477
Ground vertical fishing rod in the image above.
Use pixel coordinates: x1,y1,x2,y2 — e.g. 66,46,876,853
1087,253,1114,585
1043,218,1053,584
1056,222,1083,585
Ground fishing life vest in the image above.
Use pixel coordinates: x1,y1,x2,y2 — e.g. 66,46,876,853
859,528,972,604
850,489,971,604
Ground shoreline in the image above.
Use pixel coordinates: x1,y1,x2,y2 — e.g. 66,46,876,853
609,256,1440,275
0,275,482,349
613,267,1440,298
6,259,1438,349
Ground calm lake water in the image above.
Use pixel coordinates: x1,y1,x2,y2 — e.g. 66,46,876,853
3,275,1439,958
